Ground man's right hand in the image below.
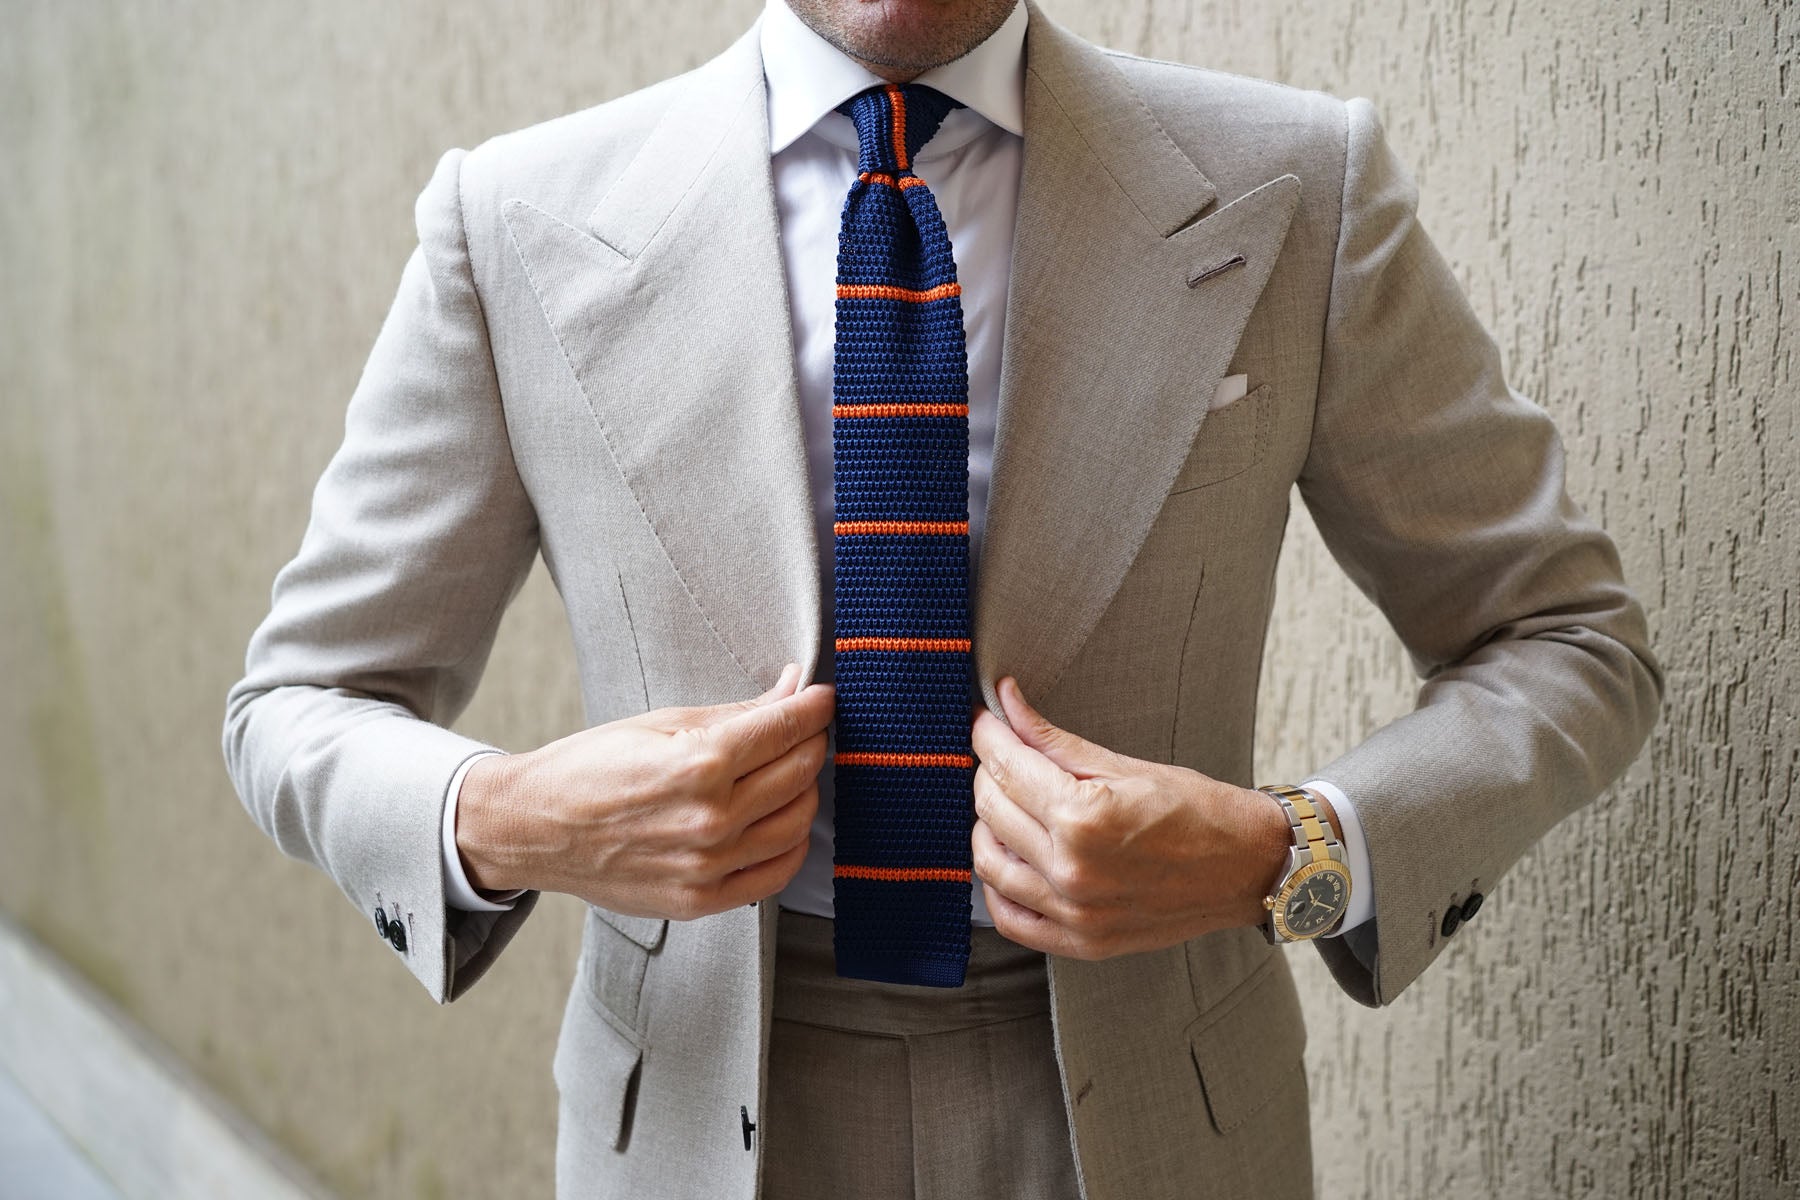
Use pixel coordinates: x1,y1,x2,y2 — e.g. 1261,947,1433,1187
455,663,833,920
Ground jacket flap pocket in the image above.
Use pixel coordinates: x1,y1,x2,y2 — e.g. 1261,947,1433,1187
593,904,669,950
554,983,646,1152
1185,957,1307,1133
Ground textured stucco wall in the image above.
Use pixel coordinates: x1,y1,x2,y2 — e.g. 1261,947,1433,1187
1,2,1792,1197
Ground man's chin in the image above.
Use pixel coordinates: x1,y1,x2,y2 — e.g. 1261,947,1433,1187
790,0,1006,76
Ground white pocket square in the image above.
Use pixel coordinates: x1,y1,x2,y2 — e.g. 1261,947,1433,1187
1211,373,1249,410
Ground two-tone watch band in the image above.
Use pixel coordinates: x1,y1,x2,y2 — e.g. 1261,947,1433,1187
1259,783,1339,867
1257,783,1352,943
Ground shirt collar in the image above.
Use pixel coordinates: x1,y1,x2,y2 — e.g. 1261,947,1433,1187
760,0,1026,156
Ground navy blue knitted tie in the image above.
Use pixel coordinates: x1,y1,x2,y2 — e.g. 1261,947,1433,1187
830,83,974,988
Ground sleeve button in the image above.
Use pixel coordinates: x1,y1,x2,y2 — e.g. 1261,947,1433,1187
387,919,409,953
1440,906,1462,938
1460,892,1484,922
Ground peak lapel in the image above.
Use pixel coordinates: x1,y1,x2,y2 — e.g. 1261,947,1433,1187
975,6,1301,717
502,26,820,692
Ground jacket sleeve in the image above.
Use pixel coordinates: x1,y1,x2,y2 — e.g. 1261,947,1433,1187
222,147,542,1003
1296,99,1663,1006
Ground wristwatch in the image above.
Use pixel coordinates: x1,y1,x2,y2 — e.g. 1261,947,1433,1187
1256,784,1352,944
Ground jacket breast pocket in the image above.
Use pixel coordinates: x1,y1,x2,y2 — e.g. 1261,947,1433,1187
1168,383,1273,494
1184,954,1308,1134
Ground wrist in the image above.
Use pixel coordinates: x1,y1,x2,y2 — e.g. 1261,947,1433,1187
1241,784,1295,925
456,752,532,894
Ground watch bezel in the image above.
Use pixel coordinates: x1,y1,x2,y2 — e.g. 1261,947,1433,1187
1265,857,1352,942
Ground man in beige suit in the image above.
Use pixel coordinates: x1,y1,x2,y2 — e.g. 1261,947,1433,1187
223,0,1662,1195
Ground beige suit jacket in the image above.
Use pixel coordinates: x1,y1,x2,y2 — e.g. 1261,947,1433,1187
223,4,1662,1196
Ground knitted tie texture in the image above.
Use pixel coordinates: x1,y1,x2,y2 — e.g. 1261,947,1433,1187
830,83,974,988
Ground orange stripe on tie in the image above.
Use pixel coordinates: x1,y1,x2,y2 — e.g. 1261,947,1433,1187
858,171,928,190
833,520,968,536
835,637,972,653
887,85,909,171
835,751,976,769
833,402,968,418
836,282,962,303
835,864,973,883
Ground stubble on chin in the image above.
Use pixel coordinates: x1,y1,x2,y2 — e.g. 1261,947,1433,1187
784,0,1016,78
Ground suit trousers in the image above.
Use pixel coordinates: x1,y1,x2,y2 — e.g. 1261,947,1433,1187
763,908,1082,1200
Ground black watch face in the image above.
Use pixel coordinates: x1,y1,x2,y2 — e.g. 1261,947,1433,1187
1281,869,1348,937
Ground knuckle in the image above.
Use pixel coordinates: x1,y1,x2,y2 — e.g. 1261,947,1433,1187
970,840,997,882
777,793,812,835
670,738,726,792
683,804,733,847
780,838,810,879
971,779,992,822
791,740,825,788
1058,782,1112,843
667,888,709,922
1048,808,1087,849
1051,856,1092,901
771,704,802,750
698,738,734,780
672,844,717,884
667,722,708,753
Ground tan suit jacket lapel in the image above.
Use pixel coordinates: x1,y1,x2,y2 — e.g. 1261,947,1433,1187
502,27,822,693
975,2,1301,717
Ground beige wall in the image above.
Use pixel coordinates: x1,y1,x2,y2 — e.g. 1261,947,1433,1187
1,1,1793,1196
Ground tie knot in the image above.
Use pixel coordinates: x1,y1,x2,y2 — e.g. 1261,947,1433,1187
837,84,962,175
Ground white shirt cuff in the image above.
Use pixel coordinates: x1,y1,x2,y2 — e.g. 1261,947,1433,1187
443,751,526,912
1303,778,1374,937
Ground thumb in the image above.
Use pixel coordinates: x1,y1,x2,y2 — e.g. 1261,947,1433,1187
678,662,802,731
997,676,1114,778
752,662,802,705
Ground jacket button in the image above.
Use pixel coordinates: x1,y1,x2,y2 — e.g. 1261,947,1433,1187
740,1104,756,1151
373,905,388,936
1461,892,1484,921
1441,905,1462,938
387,919,409,953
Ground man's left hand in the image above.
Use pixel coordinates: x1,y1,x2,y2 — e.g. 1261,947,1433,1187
969,676,1305,960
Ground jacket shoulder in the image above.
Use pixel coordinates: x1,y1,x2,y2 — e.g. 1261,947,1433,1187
449,70,685,229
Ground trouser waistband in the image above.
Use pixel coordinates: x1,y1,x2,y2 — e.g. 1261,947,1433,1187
772,907,1051,1036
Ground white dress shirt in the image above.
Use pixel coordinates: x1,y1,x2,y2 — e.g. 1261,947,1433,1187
442,0,1375,941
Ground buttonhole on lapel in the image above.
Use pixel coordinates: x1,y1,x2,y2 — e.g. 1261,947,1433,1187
1188,255,1246,288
